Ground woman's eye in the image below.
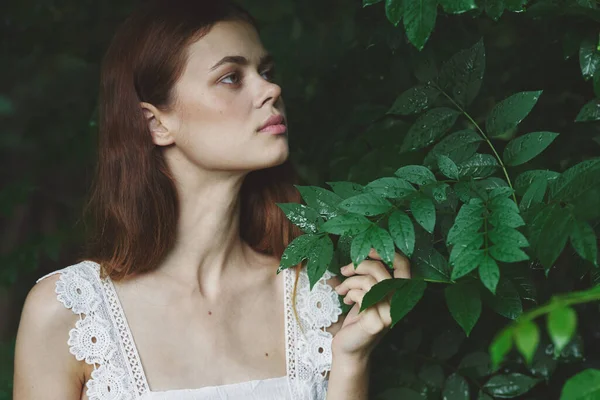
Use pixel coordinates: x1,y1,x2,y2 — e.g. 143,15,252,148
221,73,240,84
261,69,275,81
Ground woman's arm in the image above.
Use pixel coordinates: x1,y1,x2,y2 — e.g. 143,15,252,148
326,354,370,400
325,274,370,400
13,275,85,399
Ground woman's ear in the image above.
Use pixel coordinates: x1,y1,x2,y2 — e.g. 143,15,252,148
140,102,175,146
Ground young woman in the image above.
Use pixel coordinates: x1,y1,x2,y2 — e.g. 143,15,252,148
13,1,411,399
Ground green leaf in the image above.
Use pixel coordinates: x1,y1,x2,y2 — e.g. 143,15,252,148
451,249,484,280
403,0,438,50
489,208,525,229
363,0,384,5
350,225,396,268
560,369,600,400
327,181,365,199
459,352,491,378
439,39,486,108
488,226,529,248
395,165,437,185
489,187,514,199
478,391,493,400
488,244,529,263
579,36,600,80
413,247,452,282
535,204,573,269
570,219,599,266
514,320,539,365
295,186,344,219
425,129,483,167
447,200,485,245
351,229,372,267
278,234,321,272
490,328,513,368
550,158,600,202
442,373,470,400
366,177,416,199
575,99,600,122
370,225,397,268
484,0,505,20
547,306,577,354
483,373,540,398
410,195,436,233
432,328,466,360
306,235,335,290
339,192,393,216
450,233,483,265
515,170,560,196
388,211,416,257
437,155,460,180
401,107,461,152
486,279,523,320
479,255,500,294
439,0,477,13
503,131,559,166
520,176,548,210
320,214,372,236
388,85,440,115
277,203,323,233
445,282,481,336
486,91,543,138
361,278,401,312
457,153,500,178
390,279,427,327
594,69,600,97
385,0,404,25
419,363,445,388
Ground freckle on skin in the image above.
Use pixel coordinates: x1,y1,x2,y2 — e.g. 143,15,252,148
208,311,212,315
265,353,268,357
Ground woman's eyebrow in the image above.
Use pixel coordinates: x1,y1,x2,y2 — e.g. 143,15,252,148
209,54,274,71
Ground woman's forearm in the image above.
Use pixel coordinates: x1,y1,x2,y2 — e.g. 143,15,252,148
326,355,371,400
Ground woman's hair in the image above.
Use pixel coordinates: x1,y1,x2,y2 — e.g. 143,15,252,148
83,0,305,302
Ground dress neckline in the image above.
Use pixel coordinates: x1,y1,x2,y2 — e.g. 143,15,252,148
99,264,291,396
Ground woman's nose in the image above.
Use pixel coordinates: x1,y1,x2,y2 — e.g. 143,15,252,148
255,80,282,108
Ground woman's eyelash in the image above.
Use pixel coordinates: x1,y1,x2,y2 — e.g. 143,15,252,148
220,68,275,85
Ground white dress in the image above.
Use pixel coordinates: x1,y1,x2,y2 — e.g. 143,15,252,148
37,260,343,400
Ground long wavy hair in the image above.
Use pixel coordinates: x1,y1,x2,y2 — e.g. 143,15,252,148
83,0,304,314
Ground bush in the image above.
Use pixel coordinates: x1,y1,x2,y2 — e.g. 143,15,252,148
1,0,599,398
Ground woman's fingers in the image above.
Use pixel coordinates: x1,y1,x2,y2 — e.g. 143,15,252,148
340,259,392,282
335,275,377,296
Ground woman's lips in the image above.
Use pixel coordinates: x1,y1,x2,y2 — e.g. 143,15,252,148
259,124,287,134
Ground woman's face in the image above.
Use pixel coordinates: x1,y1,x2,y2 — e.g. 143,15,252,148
158,19,288,173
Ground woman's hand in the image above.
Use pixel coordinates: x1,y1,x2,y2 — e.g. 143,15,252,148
331,248,411,362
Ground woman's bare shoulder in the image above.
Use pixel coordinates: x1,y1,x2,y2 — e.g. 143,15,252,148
13,274,85,399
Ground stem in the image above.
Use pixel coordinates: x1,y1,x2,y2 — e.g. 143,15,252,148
517,286,600,323
433,84,518,204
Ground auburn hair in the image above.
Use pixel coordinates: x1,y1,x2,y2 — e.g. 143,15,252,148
83,0,305,319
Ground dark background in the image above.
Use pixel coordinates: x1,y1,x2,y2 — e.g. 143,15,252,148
1,0,599,398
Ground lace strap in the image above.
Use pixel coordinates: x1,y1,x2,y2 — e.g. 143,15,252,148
101,276,150,394
285,266,343,399
38,261,139,400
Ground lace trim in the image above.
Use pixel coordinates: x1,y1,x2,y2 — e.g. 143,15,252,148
102,275,150,394
40,261,137,400
40,260,342,400
285,266,342,399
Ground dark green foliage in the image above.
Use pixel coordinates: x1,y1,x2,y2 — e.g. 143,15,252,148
2,0,600,398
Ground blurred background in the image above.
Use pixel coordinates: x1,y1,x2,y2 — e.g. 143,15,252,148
1,0,599,398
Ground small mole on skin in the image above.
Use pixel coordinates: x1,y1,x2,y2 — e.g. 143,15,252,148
208,311,212,315
265,353,269,357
